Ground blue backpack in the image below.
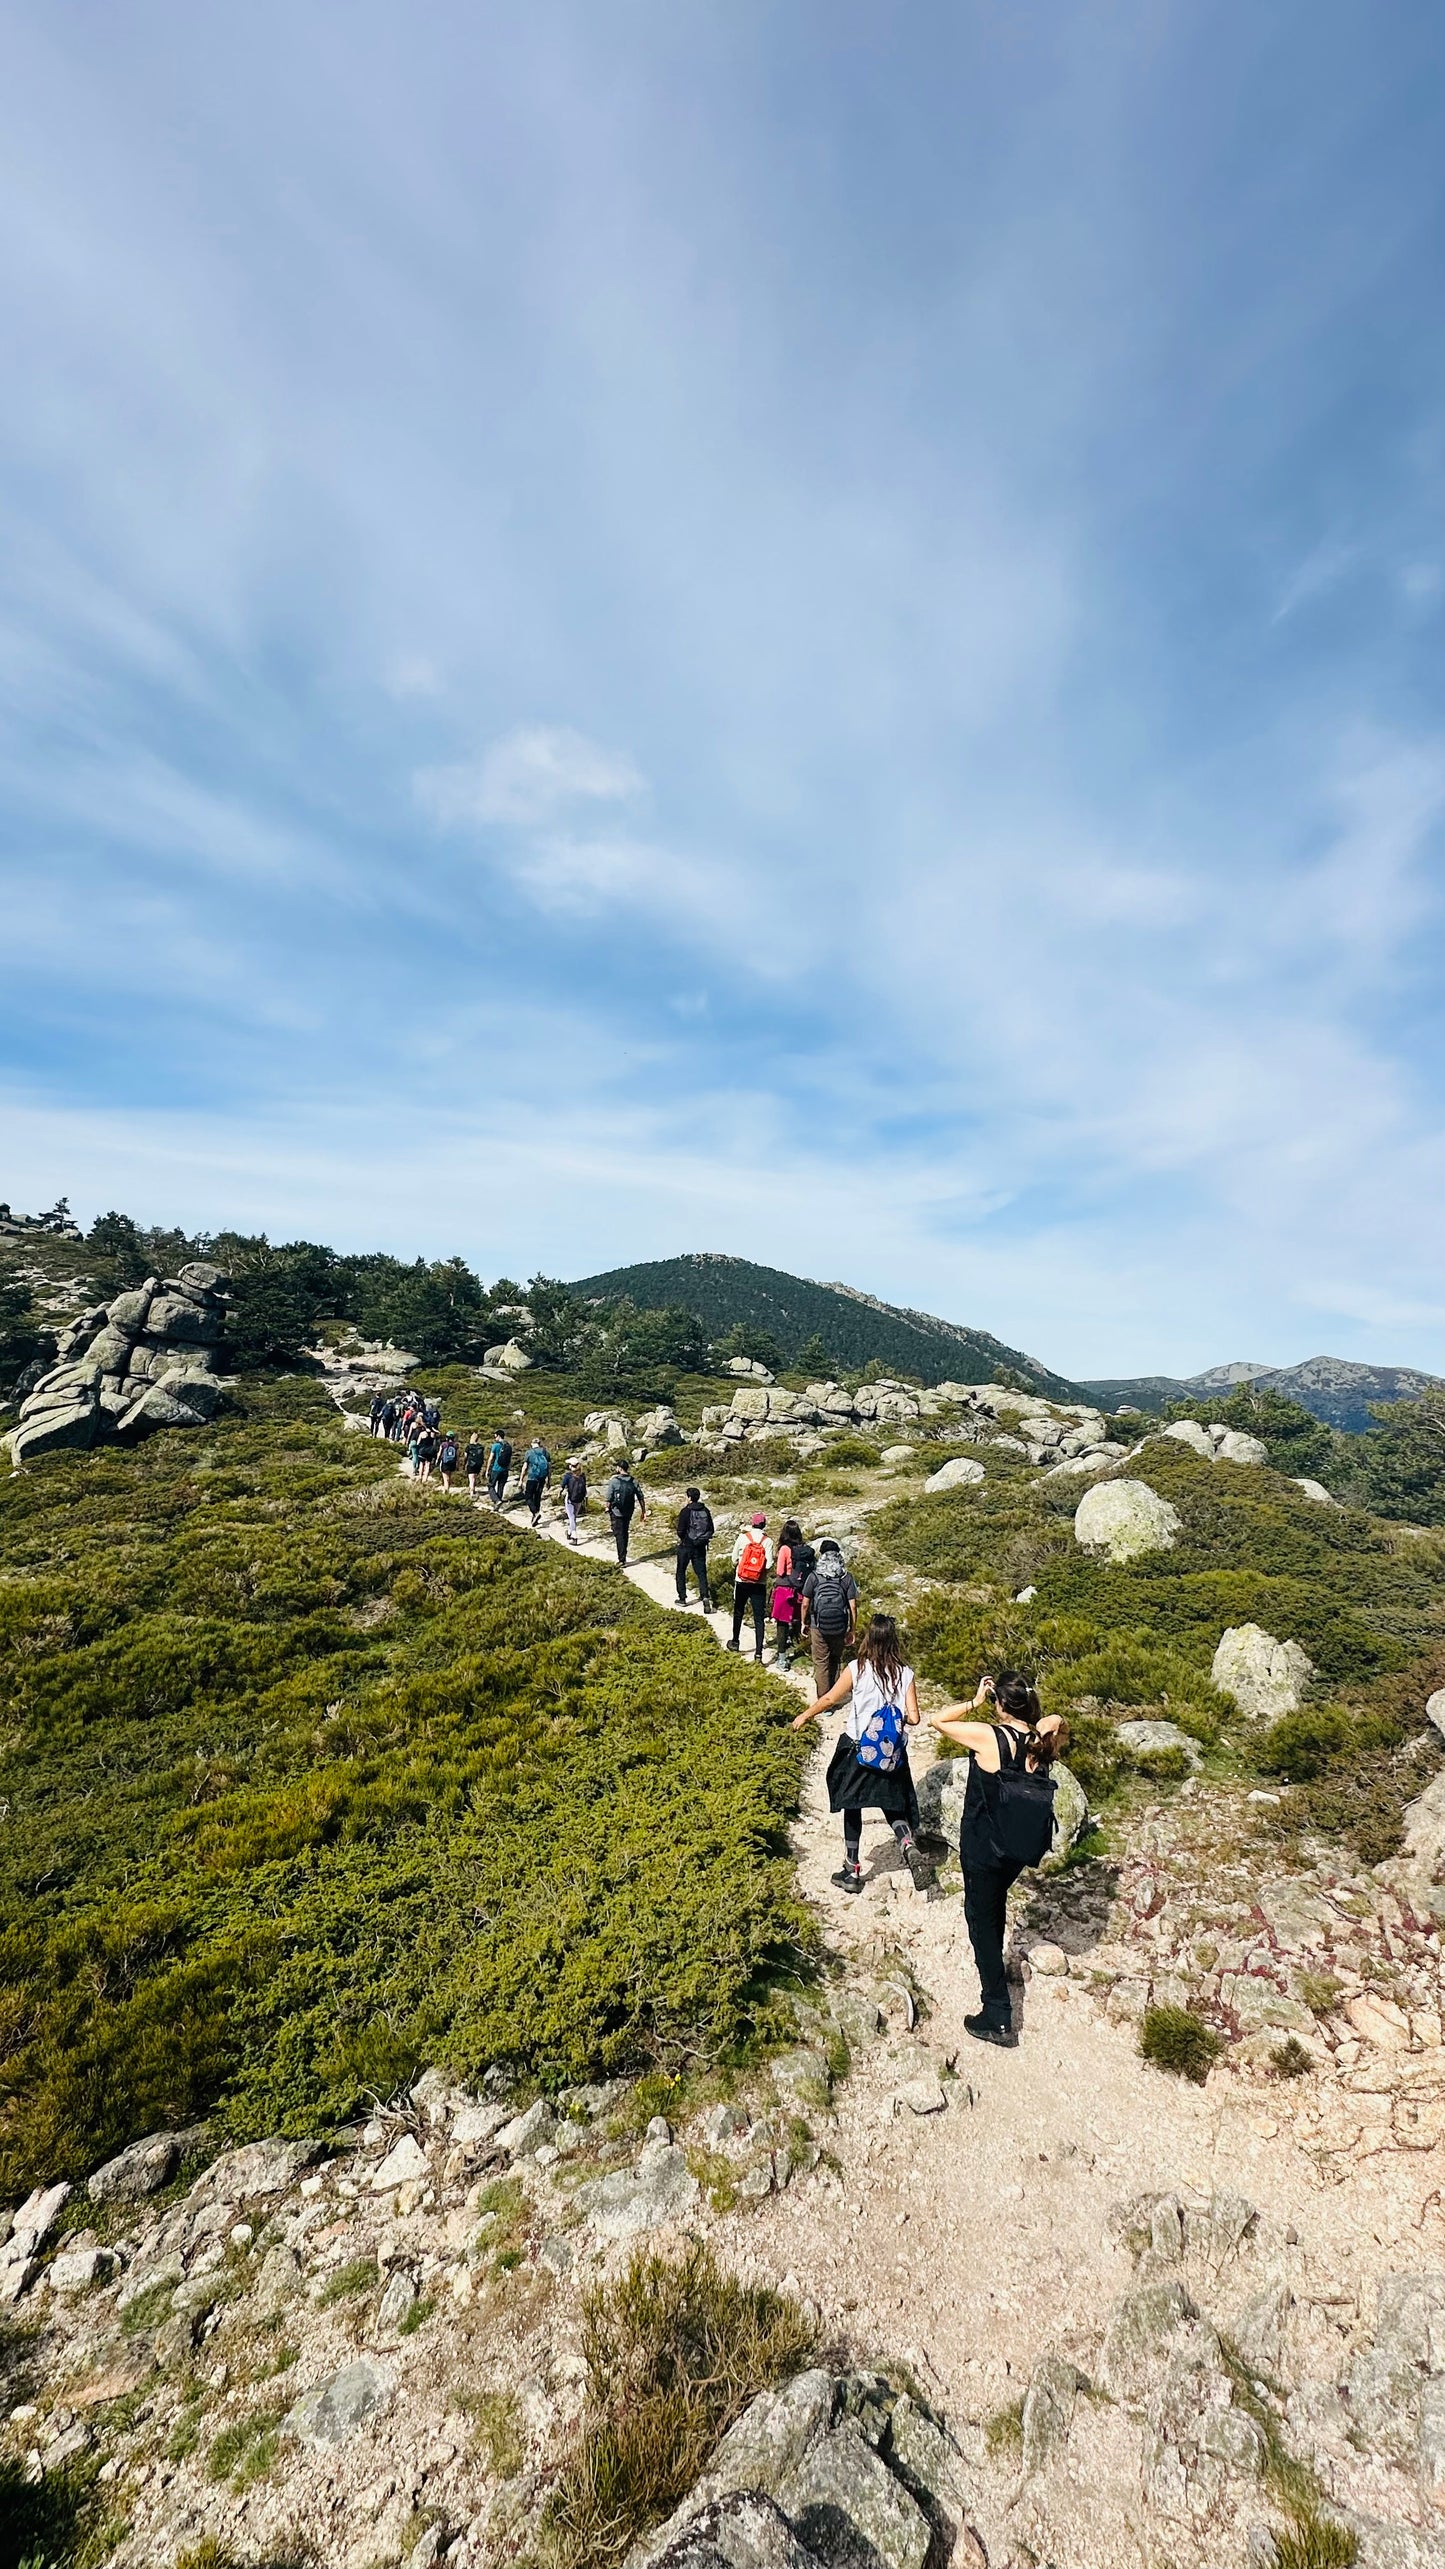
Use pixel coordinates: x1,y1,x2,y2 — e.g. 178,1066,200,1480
853,1668,906,1773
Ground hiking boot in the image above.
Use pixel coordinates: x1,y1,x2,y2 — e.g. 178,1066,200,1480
832,1861,864,1894
725,1638,739,1652
964,2013,1017,2048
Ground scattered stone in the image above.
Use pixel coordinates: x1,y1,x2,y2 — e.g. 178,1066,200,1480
1027,1942,1069,1976
1021,2353,1082,2477
1115,1719,1202,1768
574,2144,701,2241
288,2356,396,2447
47,2247,114,2296
189,2138,322,2205
769,2049,830,2107
494,2099,557,2157
1210,1624,1314,1721
371,2134,430,2190
87,2130,185,2203
376,2269,417,2332
1427,1690,1445,1745
892,2075,947,2117
1292,1478,1340,1506
922,1457,986,1495
646,2115,674,2146
1345,1993,1410,2051
256,2245,303,2308
699,2103,750,2146
450,2101,513,2150
1074,1480,1182,1565
117,2254,184,2313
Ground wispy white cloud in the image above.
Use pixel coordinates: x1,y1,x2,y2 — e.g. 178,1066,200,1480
416,726,645,830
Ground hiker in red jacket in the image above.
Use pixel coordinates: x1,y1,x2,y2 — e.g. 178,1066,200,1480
727,1513,773,1661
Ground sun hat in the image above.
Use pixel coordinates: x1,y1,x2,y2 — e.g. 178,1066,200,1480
751,1511,767,1526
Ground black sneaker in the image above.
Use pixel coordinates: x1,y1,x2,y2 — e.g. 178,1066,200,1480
725,1638,739,1652
832,1862,864,1894
964,2012,1017,2048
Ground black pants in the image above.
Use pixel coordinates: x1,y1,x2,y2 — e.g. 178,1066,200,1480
676,1540,711,1606
610,1509,634,1563
525,1479,546,1522
487,1471,507,1505
843,1810,914,1862
732,1579,766,1652
963,1860,1024,2026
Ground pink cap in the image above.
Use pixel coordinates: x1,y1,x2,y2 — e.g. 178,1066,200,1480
751,1512,767,1526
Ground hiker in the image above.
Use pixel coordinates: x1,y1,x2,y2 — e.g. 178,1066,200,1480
414,1423,438,1482
931,1672,1069,2048
521,1435,552,1524
423,1398,441,1431
369,1392,387,1435
464,1432,486,1500
801,1539,858,1695
406,1422,422,1476
487,1431,513,1508
727,1514,773,1660
770,1517,807,1671
605,1461,646,1563
437,1428,460,1491
790,1612,924,1892
561,1458,589,1545
674,1485,714,1608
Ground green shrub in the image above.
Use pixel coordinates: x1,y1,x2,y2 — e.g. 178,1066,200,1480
1139,2006,1223,2085
1266,2520,1358,2569
1269,2039,1314,2080
0,1381,813,2193
545,2242,817,2569
316,2257,377,2306
1256,1706,1372,1782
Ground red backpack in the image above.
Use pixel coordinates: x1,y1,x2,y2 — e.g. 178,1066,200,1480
737,1537,768,1584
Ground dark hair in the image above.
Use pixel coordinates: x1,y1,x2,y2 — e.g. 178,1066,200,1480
686,1486,701,1501
780,1518,803,1548
856,1613,906,1696
992,1667,1061,1764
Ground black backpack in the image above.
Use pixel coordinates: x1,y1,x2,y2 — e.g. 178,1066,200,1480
790,1541,817,1587
684,1503,713,1544
811,1563,853,1636
990,1727,1057,1867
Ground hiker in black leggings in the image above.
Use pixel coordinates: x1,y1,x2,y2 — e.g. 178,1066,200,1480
931,1672,1068,2047
791,1613,925,1893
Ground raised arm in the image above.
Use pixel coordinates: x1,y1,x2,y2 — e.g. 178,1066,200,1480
928,1712,998,1754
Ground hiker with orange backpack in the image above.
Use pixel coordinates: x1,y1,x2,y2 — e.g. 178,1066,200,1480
726,1513,773,1660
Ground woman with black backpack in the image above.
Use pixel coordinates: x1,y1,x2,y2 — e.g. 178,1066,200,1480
931,1672,1069,2048
791,1612,925,1893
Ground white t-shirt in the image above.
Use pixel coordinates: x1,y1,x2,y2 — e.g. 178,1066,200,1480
845,1658,914,1743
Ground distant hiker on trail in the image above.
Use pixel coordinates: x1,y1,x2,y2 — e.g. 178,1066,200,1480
727,1514,773,1660
675,1486,714,1609
561,1459,589,1545
464,1434,486,1501
406,1423,422,1476
521,1437,552,1525
369,1392,387,1435
801,1539,858,1695
771,1517,807,1671
931,1671,1068,2049
605,1463,646,1564
487,1432,513,1508
423,1399,442,1431
414,1424,438,1483
790,1611,924,1894
437,1429,460,1491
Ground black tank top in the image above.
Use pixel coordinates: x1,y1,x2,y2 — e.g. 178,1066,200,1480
960,1724,1028,1868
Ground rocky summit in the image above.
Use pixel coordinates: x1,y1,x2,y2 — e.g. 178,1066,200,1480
5,1262,229,1464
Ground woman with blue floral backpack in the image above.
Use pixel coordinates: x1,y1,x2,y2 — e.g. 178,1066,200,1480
791,1612,924,1892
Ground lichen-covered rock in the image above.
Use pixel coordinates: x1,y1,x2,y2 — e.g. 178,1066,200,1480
642,2494,826,2569
1210,1624,1314,1721
287,2356,396,2446
1074,1479,1182,1564
1213,1428,1268,1466
574,2142,701,2240
1098,2278,1197,2405
7,1266,230,1463
784,2422,931,2569
188,2137,322,2205
923,1456,986,1495
87,2130,185,2204
1347,2272,1445,2463
1115,1720,1202,1767
1162,1420,1214,1458
1020,2354,1081,2477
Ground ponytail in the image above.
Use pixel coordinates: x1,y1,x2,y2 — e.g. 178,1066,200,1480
993,1668,1061,1766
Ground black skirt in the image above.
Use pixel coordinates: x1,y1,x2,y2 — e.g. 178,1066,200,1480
825,1732,920,1827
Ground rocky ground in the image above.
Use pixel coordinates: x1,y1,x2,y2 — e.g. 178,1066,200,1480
9,1465,1445,2569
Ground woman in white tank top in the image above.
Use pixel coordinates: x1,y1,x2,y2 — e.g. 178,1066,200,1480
792,1612,925,1894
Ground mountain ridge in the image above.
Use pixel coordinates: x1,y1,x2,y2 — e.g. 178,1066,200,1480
567,1250,1086,1398
1084,1353,1444,1434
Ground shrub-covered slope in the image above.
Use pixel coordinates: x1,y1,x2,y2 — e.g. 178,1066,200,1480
0,1381,809,2195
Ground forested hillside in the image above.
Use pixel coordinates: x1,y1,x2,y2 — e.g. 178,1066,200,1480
569,1251,1082,1395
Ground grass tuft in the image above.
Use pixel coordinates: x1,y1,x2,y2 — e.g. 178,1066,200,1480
1267,2521,1358,2569
545,2241,816,2569
1139,2005,1223,2085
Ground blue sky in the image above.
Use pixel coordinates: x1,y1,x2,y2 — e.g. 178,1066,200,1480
2,1,1443,1378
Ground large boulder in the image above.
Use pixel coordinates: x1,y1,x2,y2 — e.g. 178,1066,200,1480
1292,1477,1340,1507
125,1370,226,1431
635,1406,684,1448
1074,1479,1181,1564
574,2140,700,2239
484,1340,533,1374
1162,1420,1213,1458
88,2130,186,2203
1042,1761,1090,1867
9,1400,99,1464
729,1387,773,1422
642,2494,824,2569
1115,1720,1202,1769
785,2423,931,2569
726,1357,773,1382
923,1456,986,1495
1210,1624,1314,1722
1213,1427,1268,1467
